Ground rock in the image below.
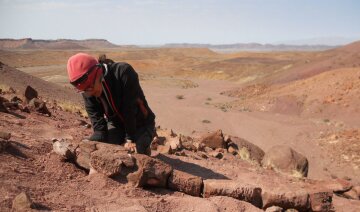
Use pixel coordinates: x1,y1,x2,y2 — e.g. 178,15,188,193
0,103,8,113
0,138,10,152
12,192,33,211
193,141,205,151
262,189,310,211
168,169,203,196
11,96,23,103
209,151,223,159
199,130,225,149
309,191,333,212
228,145,237,155
53,139,76,159
3,102,19,110
197,151,208,159
203,179,262,208
265,206,283,212
353,185,360,199
262,145,308,177
19,105,30,113
229,136,264,164
342,189,359,200
28,98,51,116
150,136,166,150
157,144,171,154
322,178,353,193
0,131,11,140
127,154,172,188
75,141,97,170
180,135,197,151
24,85,38,101
170,129,177,137
204,146,213,153
169,137,181,151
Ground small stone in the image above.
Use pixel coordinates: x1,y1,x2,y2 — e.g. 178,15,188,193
169,137,181,151
53,140,76,159
12,192,33,211
209,151,223,159
157,144,171,154
24,86,38,101
265,206,283,212
0,131,11,140
228,146,237,155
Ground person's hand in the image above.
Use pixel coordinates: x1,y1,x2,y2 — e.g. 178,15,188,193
124,140,137,153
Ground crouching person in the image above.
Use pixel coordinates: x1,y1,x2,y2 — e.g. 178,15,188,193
67,53,156,154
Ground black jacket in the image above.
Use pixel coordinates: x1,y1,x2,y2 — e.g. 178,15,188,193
83,62,155,141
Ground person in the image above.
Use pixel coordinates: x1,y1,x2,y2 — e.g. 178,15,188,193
66,53,156,154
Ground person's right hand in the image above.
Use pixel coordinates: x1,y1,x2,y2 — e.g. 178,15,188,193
124,140,137,153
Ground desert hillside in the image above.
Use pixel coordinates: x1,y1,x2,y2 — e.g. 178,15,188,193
1,41,360,211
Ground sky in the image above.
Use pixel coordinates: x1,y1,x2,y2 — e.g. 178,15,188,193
0,0,359,45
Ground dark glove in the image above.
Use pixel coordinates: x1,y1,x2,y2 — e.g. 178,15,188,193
89,131,108,142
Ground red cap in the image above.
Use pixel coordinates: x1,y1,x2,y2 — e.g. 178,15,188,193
67,53,100,90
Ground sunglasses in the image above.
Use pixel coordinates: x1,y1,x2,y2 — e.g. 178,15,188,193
70,64,102,87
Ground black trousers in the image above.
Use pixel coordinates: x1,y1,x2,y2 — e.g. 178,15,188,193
107,122,155,154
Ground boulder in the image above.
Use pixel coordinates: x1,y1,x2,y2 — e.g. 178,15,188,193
52,139,76,160
12,192,33,211
24,85,38,101
127,154,173,188
262,189,310,211
199,130,225,149
168,169,203,196
262,145,308,177
229,136,264,164
309,191,333,212
203,179,262,208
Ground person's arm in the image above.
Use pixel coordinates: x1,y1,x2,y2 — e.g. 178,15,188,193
83,95,108,141
119,64,139,142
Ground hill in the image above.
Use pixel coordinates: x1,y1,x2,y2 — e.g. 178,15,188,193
0,38,121,50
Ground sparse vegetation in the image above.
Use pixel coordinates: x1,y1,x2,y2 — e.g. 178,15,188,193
206,97,212,101
176,95,184,100
202,119,211,124
57,101,88,117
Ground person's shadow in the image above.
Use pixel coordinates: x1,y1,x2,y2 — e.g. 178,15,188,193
155,154,229,180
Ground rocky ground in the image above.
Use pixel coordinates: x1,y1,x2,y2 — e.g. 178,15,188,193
1,86,360,211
